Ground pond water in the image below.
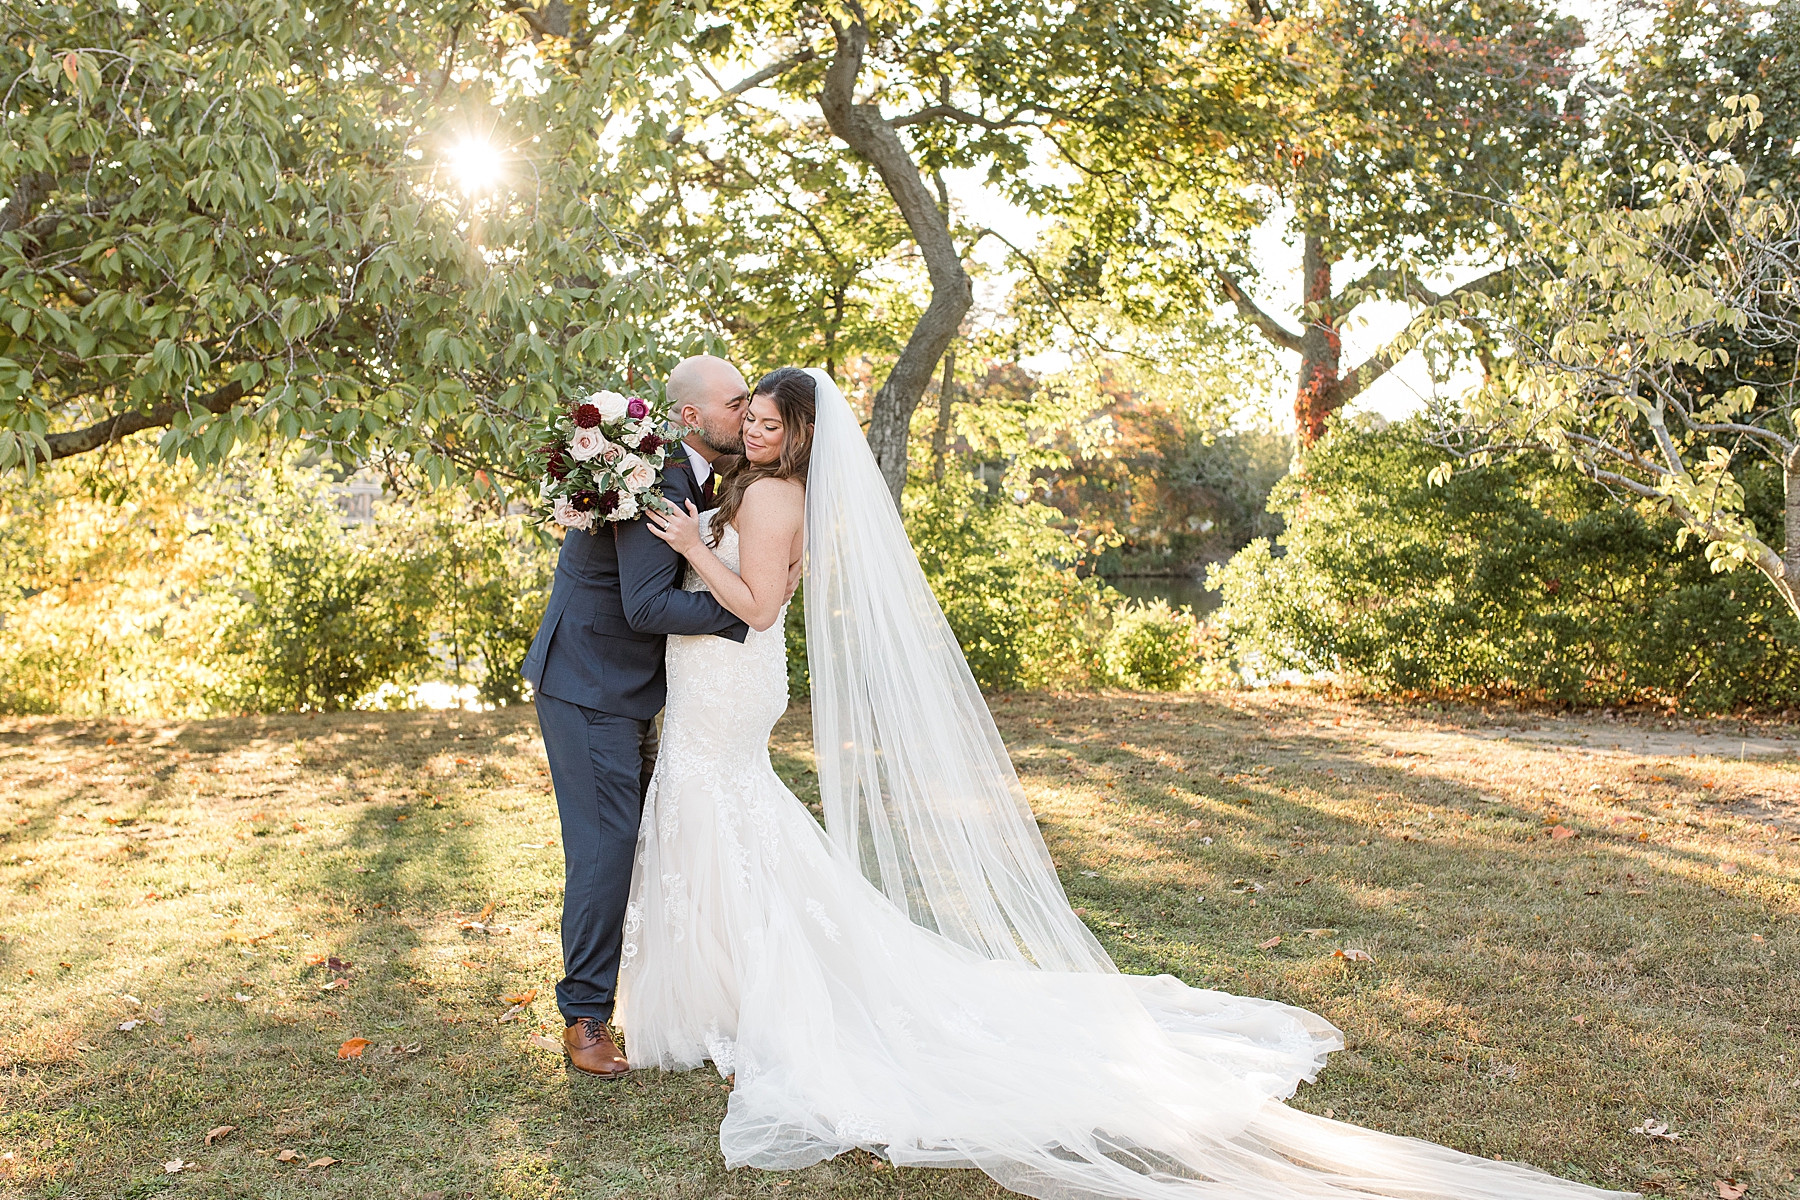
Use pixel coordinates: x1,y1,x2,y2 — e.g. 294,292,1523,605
1103,575,1220,616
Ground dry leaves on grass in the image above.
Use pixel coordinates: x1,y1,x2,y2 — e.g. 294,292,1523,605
1551,825,1578,841
306,1157,340,1169
1716,1182,1747,1200
337,1037,372,1059
1334,949,1375,963
203,1126,235,1146
275,1149,301,1163
527,1033,564,1053
1630,1119,1681,1141
163,1158,191,1174
1258,936,1283,950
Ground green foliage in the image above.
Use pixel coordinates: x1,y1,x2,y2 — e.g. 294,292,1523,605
905,468,1112,691
0,451,554,715
1213,419,1800,710
1,1,714,480
218,474,437,713
0,447,242,715
1102,600,1204,690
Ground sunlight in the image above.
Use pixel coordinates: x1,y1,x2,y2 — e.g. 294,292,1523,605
446,138,503,195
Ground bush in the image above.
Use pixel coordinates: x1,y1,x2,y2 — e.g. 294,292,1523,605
904,468,1112,691
0,450,243,716
217,471,438,713
1212,418,1800,710
1102,600,1202,689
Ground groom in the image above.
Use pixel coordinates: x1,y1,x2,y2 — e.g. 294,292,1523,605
522,354,751,1076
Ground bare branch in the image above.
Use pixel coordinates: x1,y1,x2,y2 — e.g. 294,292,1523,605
1215,272,1302,353
718,52,811,100
888,103,1034,131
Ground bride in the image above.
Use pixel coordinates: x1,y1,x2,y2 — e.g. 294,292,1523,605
634,366,1628,1200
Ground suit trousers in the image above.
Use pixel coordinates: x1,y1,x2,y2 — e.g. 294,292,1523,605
534,692,659,1025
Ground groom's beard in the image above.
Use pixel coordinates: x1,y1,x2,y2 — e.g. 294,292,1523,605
698,425,744,456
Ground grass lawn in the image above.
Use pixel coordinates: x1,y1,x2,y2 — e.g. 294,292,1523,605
1,690,1796,1200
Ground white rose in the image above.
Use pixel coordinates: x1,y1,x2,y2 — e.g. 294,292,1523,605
567,426,607,462
593,390,630,422
538,478,555,500
553,497,592,530
623,456,656,491
613,491,640,520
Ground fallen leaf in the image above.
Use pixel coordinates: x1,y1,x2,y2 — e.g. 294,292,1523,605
1751,934,1765,943
338,1037,372,1059
163,1158,190,1174
502,988,538,1006
1716,1182,1746,1200
146,1008,166,1026
527,1033,564,1053
477,901,497,922
204,1125,235,1146
1719,862,1740,875
1258,936,1283,950
321,979,346,992
276,1149,301,1163
1551,825,1577,841
1078,870,1099,878
118,1019,143,1031
306,1157,340,1169
305,953,327,966
1629,1119,1680,1141
497,1003,529,1024
122,994,141,1006
1334,949,1375,963
327,957,352,973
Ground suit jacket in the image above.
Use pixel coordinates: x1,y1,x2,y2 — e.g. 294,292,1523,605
521,453,747,719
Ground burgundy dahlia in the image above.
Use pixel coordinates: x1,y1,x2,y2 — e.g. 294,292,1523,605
636,432,664,455
542,445,571,480
596,489,621,515
572,402,603,429
570,489,600,513
625,396,649,419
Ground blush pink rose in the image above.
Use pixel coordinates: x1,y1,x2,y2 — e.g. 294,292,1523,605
553,497,593,530
568,426,607,462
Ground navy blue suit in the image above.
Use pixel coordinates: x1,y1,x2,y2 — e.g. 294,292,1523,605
522,453,745,1024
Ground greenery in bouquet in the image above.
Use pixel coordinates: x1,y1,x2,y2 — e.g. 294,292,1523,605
536,390,685,533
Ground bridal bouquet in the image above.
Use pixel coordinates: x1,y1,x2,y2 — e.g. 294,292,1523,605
535,389,678,532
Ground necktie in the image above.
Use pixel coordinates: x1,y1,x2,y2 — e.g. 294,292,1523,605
699,470,717,509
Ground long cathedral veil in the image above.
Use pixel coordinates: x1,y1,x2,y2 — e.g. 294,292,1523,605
800,368,1114,974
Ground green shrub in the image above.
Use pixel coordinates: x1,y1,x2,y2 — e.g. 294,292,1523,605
904,468,1112,691
217,472,438,712
1103,600,1202,690
1211,418,1800,710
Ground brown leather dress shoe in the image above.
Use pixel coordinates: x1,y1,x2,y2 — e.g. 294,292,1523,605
563,1016,630,1077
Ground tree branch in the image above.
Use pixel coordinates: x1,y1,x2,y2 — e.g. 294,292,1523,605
1324,265,1521,409
1215,271,1302,353
39,380,247,462
718,51,811,99
888,103,1033,131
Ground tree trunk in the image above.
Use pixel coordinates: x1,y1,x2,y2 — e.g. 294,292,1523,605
930,346,957,482
1780,443,1800,622
1293,232,1342,446
816,6,972,504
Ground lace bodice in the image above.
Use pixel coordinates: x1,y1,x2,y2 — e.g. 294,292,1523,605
681,510,739,591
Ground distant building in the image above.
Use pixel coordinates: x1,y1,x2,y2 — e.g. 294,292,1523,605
331,476,385,524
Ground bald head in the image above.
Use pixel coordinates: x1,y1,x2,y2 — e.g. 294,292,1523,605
667,354,748,459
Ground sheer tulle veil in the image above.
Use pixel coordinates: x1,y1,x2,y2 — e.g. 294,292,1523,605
800,368,1113,974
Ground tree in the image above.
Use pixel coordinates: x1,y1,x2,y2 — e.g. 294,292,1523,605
596,0,1197,500
0,1,702,485
1449,96,1800,620
1037,0,1585,443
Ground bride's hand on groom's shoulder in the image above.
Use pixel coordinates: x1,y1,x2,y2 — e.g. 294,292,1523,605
647,499,704,556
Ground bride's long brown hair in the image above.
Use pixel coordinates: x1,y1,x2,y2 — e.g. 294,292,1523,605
706,367,817,547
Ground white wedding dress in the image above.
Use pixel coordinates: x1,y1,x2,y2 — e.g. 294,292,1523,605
617,513,1629,1200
